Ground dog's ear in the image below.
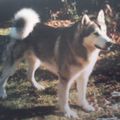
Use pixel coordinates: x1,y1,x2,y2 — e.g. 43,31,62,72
97,10,107,34
81,14,91,25
97,10,105,25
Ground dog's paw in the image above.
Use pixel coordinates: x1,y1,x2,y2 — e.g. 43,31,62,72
60,105,79,119
82,104,95,112
64,109,78,119
33,83,45,91
36,84,45,91
80,101,95,112
0,88,7,99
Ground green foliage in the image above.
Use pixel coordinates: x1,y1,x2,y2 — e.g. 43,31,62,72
61,0,79,20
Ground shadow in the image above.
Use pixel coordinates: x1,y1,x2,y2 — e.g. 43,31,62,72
93,54,120,83
0,105,57,120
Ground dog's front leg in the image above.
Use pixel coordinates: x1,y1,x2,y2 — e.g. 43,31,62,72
58,79,78,118
76,72,95,112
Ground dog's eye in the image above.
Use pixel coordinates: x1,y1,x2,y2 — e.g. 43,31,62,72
94,32,99,36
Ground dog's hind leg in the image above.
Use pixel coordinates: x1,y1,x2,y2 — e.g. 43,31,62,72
0,62,18,98
58,78,78,118
76,71,95,112
25,52,45,90
0,40,26,98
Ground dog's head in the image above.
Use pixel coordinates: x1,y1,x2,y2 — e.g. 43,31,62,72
81,10,113,51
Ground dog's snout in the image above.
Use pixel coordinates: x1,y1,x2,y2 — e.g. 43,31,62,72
105,42,113,51
106,42,113,47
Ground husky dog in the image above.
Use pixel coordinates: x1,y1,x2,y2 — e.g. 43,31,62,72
0,8,113,118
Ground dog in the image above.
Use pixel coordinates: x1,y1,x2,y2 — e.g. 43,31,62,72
0,8,113,118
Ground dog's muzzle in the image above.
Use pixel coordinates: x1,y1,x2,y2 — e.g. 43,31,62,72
105,42,113,51
95,42,113,51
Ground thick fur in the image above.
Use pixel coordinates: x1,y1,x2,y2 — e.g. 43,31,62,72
10,8,40,39
0,8,112,118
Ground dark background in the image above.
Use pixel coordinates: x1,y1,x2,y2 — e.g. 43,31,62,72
0,0,119,25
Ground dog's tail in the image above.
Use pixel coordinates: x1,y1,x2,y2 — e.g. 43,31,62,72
9,8,40,40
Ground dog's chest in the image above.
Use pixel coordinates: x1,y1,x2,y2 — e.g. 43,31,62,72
69,50,100,79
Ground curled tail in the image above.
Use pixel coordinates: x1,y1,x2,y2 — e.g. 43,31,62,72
10,8,40,39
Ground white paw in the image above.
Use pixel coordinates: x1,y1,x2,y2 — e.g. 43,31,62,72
64,109,78,119
61,105,78,119
82,104,95,112
33,83,45,91
0,88,7,99
80,101,95,112
36,84,45,91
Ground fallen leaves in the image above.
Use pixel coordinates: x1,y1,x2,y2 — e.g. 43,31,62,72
46,20,74,28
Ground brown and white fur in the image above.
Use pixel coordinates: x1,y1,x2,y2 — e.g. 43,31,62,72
0,8,113,118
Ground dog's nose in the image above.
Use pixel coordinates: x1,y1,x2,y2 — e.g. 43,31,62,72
106,42,113,48
105,42,113,50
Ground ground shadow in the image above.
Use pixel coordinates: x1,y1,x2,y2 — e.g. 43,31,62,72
0,105,56,120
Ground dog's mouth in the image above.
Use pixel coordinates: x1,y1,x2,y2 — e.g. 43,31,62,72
95,44,103,50
95,42,113,51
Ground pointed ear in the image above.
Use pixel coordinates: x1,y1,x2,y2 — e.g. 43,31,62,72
97,10,105,25
81,14,91,25
97,10,107,34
